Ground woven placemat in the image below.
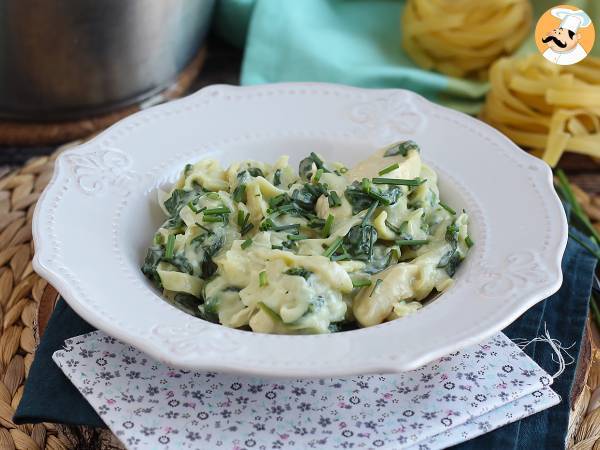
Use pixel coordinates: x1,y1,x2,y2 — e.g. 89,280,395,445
0,145,598,449
0,46,206,147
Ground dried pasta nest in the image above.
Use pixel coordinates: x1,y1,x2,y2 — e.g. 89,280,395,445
481,54,600,167
401,0,532,79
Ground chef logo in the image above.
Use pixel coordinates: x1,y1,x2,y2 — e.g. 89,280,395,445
535,5,595,65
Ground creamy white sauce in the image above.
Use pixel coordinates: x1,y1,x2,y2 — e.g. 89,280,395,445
143,141,471,334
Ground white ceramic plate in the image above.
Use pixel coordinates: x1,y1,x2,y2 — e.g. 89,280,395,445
33,83,567,377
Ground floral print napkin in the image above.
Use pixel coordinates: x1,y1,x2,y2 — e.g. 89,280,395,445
53,331,559,450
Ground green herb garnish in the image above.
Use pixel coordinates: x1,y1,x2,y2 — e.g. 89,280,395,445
465,235,474,248
241,238,253,250
287,234,308,241
383,140,419,157
372,177,426,186
378,163,399,176
187,201,199,213
322,236,344,258
362,200,379,225
203,216,224,223
273,169,282,186
352,278,372,288
204,206,231,216
165,234,175,259
439,201,456,215
369,279,383,297
313,168,324,183
259,270,268,287
323,214,335,238
194,222,212,234
232,184,246,203
396,239,429,246
328,191,342,207
384,219,403,234
284,267,312,279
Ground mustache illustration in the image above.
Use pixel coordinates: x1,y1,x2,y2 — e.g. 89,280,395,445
542,35,567,48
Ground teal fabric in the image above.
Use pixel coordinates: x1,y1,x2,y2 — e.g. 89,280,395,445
239,0,487,113
213,0,256,48
215,0,600,114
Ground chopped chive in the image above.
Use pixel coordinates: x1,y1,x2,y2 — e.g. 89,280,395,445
241,238,253,250
352,278,371,288
465,235,474,248
194,222,212,234
241,222,254,235
322,236,343,258
308,218,326,228
339,167,348,173
361,177,371,193
259,270,268,287
271,245,284,250
328,191,342,208
206,192,220,200
372,177,426,186
187,201,199,213
203,216,224,223
204,206,230,216
274,223,300,233
439,201,456,215
385,219,402,234
378,163,400,176
313,168,324,183
331,245,351,261
165,234,175,259
287,234,308,241
331,252,350,261
362,200,379,225
323,214,335,238
153,234,163,245
396,239,429,246
237,210,245,227
369,279,383,297
352,278,372,288
233,184,246,203
309,152,329,172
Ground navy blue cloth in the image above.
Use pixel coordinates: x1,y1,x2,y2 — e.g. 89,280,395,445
453,228,597,449
15,231,598,449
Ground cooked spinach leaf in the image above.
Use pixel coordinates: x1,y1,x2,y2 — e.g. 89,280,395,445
141,246,164,288
344,224,378,261
437,222,463,276
173,293,202,317
344,180,401,214
383,140,420,157
284,267,313,279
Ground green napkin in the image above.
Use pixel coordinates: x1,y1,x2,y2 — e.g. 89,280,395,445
215,0,599,114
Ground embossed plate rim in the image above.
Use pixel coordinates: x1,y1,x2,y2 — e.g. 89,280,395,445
32,83,568,376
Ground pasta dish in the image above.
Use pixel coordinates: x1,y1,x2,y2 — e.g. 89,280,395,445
141,141,472,334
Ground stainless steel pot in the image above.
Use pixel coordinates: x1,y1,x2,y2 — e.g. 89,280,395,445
0,0,214,119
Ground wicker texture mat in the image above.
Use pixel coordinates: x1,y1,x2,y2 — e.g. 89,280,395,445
0,146,597,449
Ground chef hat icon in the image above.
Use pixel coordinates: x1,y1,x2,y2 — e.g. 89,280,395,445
551,8,592,33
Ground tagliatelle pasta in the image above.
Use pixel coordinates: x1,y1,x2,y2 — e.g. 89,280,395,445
481,54,600,166
401,0,532,79
141,142,472,335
